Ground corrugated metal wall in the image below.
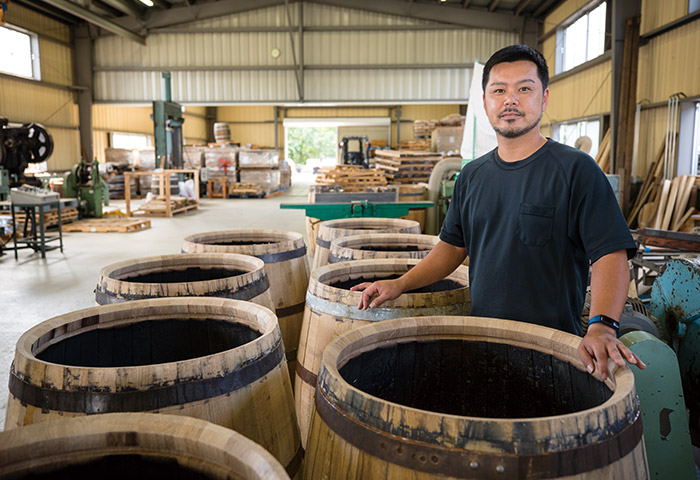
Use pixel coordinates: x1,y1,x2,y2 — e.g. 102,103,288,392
542,0,592,35
93,3,517,103
1,3,78,171
544,60,611,124
640,0,688,34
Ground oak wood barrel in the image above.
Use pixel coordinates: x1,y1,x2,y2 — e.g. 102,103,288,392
304,316,649,480
312,217,420,270
295,258,470,447
214,122,231,143
0,413,290,480
305,217,321,257
5,298,302,479
397,184,427,232
328,233,439,263
95,253,274,310
182,230,310,375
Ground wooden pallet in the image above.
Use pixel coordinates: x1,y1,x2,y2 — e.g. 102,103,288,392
62,218,151,233
131,196,198,217
14,207,79,227
227,183,267,198
315,165,387,192
374,150,442,185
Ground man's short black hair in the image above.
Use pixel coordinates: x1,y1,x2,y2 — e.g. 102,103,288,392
482,45,549,92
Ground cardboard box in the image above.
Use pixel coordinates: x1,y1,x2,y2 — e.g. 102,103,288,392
431,126,464,154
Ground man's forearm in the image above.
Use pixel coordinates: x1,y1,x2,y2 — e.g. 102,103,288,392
398,240,467,292
589,250,629,323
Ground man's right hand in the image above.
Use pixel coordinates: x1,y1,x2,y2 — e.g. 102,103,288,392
351,279,405,309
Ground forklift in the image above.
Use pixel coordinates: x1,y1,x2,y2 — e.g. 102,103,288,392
338,136,371,168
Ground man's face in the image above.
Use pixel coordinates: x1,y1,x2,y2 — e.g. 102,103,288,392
482,60,549,139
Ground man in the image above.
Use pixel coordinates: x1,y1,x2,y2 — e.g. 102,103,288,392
353,45,645,380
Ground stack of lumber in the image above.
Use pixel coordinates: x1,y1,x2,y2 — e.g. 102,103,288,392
374,150,443,184
14,207,79,227
315,165,387,192
594,129,611,172
627,137,700,232
398,138,431,151
413,120,438,138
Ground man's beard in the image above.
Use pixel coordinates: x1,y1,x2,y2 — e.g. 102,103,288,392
493,111,543,139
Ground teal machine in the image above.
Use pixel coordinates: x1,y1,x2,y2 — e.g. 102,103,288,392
152,72,184,169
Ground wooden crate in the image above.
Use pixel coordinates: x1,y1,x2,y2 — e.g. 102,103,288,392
125,169,199,217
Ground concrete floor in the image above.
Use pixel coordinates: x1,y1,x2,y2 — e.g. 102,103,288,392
0,174,313,428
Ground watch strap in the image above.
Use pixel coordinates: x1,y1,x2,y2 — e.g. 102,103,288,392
588,314,621,336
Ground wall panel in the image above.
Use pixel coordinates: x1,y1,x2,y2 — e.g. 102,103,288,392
637,21,700,104
542,0,592,35
4,3,71,43
641,0,689,34
39,38,74,86
543,60,611,125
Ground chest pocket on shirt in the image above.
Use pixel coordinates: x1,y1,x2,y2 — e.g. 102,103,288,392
518,203,555,247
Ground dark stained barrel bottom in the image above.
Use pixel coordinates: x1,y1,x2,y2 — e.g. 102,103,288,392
329,274,462,293
35,319,261,367
117,267,246,284
339,339,612,418
358,245,426,252
16,455,216,480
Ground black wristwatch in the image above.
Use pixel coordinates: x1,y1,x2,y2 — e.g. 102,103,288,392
588,314,621,336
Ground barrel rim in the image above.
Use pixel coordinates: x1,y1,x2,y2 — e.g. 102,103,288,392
12,297,281,391
97,253,266,296
182,229,305,256
308,258,469,308
0,412,290,480
330,233,439,262
318,217,420,234
331,233,439,249
317,316,638,451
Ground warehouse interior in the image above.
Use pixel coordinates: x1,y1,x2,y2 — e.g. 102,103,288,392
1,0,700,478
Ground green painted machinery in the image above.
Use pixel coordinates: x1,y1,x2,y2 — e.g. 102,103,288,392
63,160,109,217
280,200,433,221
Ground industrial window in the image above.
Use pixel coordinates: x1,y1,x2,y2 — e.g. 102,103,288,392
554,118,601,159
111,132,152,150
0,24,41,80
555,2,607,74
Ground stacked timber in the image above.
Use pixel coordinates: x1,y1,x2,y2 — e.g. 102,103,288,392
413,119,438,138
314,165,387,192
397,138,431,151
133,195,197,216
238,149,283,195
303,316,648,479
0,413,290,480
374,150,443,184
628,137,699,232
5,298,301,478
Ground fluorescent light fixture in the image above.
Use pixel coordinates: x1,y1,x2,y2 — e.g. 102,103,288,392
139,0,154,6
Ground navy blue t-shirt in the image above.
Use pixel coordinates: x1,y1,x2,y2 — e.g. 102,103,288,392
439,139,637,336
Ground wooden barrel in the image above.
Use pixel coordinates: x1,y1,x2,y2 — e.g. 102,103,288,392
328,233,439,263
95,253,274,310
295,258,470,447
5,298,302,479
397,184,427,232
0,413,290,480
305,216,321,257
312,218,420,270
214,122,231,143
305,316,649,480
182,230,310,376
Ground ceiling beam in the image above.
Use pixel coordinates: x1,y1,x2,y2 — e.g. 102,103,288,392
15,0,81,24
91,0,125,18
514,0,533,16
532,0,558,17
487,0,500,12
111,0,285,31
98,0,144,19
308,0,523,31
41,0,146,43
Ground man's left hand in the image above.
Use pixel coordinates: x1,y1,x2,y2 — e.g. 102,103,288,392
578,323,647,380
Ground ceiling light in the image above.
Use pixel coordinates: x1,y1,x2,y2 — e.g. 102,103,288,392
139,0,154,6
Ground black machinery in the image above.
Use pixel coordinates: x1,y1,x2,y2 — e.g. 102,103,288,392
339,136,371,168
0,117,53,199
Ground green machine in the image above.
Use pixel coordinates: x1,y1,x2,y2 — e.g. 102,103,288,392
152,72,184,169
280,200,434,221
63,159,109,217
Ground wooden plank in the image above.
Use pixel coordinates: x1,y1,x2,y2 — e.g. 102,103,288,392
653,179,671,229
638,228,700,250
661,176,682,230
